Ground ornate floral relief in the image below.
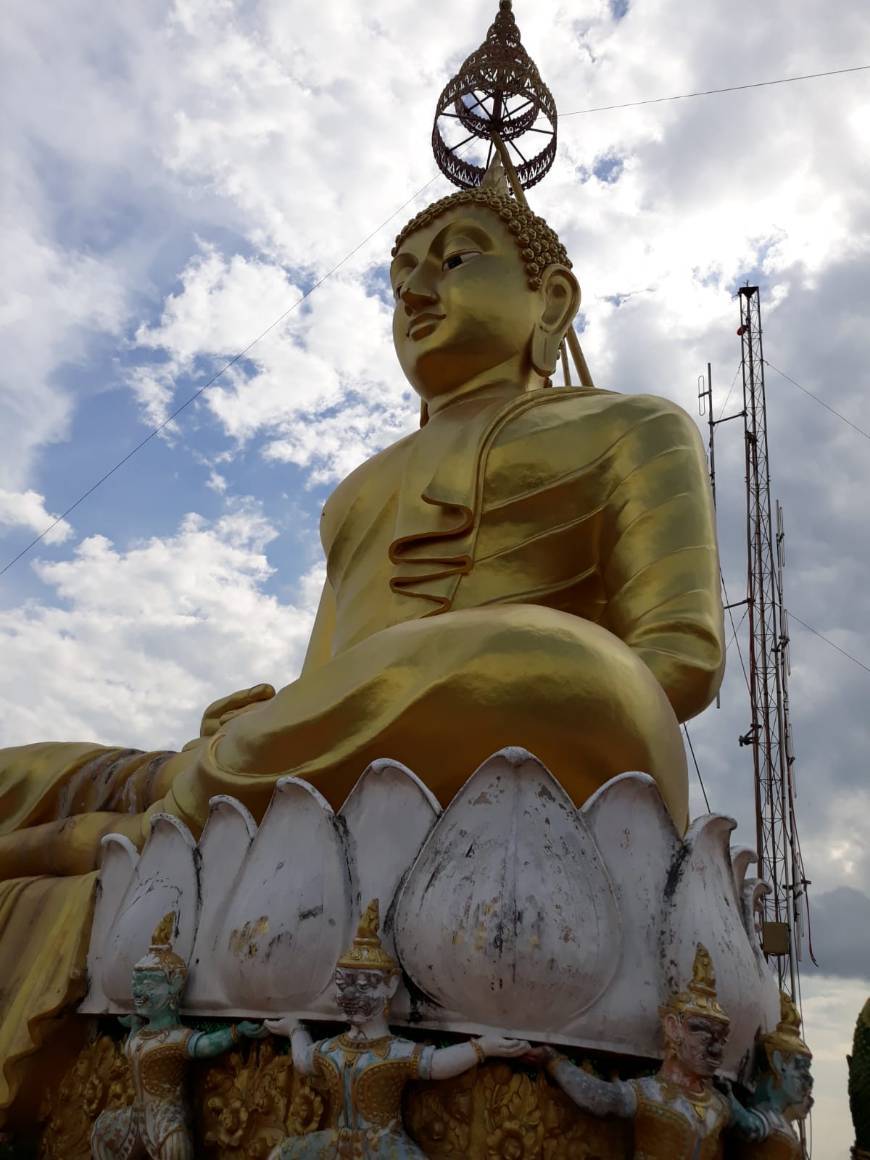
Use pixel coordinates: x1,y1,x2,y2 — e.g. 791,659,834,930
40,1033,635,1159
404,1060,631,1160
38,1034,133,1160
541,1071,632,1160
195,1039,325,1158
405,1065,475,1156
481,1063,544,1158
38,1032,326,1160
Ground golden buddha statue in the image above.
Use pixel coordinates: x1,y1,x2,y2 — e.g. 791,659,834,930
0,6,724,1125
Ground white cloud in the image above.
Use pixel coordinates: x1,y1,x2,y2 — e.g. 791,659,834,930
0,501,319,751
132,246,416,481
0,489,72,544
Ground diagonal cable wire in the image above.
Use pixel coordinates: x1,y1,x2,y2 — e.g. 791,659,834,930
718,361,743,421
560,63,870,117
0,171,446,579
764,360,870,444
725,605,749,653
721,569,751,696
789,612,870,676
683,723,711,812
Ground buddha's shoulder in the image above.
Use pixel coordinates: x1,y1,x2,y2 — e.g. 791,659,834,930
505,388,697,434
324,430,417,507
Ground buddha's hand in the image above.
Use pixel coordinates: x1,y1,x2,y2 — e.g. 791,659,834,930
477,1036,530,1059
264,1016,302,1039
237,1020,269,1039
197,684,277,739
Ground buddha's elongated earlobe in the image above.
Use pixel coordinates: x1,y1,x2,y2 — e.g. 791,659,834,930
530,324,562,378
531,264,581,379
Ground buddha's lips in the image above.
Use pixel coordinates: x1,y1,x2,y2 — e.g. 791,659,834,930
407,313,445,339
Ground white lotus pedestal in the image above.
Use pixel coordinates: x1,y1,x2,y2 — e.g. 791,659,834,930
81,746,780,1082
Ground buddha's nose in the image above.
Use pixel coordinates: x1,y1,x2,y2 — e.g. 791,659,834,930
401,270,439,313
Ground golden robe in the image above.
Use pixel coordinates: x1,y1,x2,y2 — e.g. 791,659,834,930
0,385,724,1120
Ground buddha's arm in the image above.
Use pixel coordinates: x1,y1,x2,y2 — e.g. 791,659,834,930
601,399,725,722
300,577,337,675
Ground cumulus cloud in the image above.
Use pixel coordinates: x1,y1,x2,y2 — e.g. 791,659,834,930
0,489,72,544
132,246,416,481
0,501,320,751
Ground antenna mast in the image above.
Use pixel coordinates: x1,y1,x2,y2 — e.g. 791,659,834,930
738,285,807,998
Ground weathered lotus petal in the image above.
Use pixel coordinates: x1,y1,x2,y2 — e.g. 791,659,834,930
661,814,767,1076
216,777,353,1013
731,846,757,900
742,877,781,1036
103,814,199,1008
340,758,441,943
186,795,257,1011
80,833,140,1014
338,759,441,1022
394,747,621,1033
570,771,681,1054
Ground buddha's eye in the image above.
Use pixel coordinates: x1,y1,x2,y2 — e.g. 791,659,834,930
442,250,481,273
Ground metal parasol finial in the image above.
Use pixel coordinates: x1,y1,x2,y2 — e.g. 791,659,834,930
432,1,558,194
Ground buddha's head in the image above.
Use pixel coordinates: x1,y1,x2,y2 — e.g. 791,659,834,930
131,912,187,1020
391,162,579,411
756,994,814,1117
661,944,730,1079
334,900,400,1026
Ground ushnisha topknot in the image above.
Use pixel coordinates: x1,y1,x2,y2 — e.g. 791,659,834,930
392,157,571,292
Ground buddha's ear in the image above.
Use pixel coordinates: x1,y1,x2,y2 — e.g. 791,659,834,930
531,264,581,377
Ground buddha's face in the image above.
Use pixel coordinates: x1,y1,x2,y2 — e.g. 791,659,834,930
390,205,543,403
664,1011,729,1078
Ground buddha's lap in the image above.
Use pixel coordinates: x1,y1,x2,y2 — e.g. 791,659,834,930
0,605,689,872
186,603,688,826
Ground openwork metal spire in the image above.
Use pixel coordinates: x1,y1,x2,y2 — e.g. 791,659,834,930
432,0,558,193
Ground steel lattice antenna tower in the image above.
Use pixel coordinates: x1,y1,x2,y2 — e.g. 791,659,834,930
737,285,807,999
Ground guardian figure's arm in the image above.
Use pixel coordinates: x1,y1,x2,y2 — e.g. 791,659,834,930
535,1049,636,1118
265,1016,316,1075
722,1085,770,1141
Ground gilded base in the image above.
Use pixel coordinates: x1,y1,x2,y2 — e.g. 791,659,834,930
41,1030,811,1159
37,1032,633,1160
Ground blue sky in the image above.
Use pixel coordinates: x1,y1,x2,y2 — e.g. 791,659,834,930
2,0,870,1149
